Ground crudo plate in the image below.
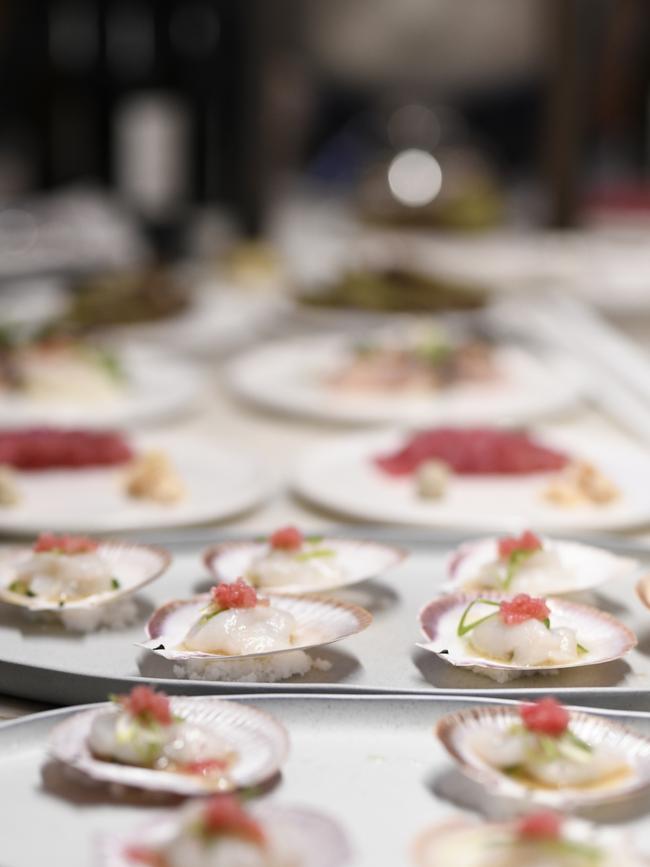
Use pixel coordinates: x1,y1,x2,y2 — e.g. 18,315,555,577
292,428,650,533
0,345,202,429
0,431,276,534
227,334,583,426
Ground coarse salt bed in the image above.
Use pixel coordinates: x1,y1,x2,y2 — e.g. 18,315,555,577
470,665,561,684
27,597,139,633
171,650,330,683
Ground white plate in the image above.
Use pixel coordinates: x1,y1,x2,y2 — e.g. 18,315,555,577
0,346,202,429
292,429,650,532
228,335,583,426
0,431,276,534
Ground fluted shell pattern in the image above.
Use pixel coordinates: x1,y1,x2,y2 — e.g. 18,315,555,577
436,704,650,808
0,540,170,612
203,537,406,594
143,592,372,661
49,696,289,796
412,816,650,866
446,536,638,595
99,804,351,867
636,574,650,611
418,591,636,675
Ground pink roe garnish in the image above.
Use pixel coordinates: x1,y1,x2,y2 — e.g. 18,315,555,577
498,530,542,560
499,594,550,626
201,795,266,846
269,525,303,551
520,697,570,736
33,532,98,555
211,579,259,610
118,686,173,726
181,758,229,777
516,811,563,841
124,846,164,867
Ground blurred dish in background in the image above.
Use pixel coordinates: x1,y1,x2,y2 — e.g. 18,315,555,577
292,427,650,532
0,429,275,534
0,332,202,429
56,266,287,356
297,259,486,313
64,267,190,329
227,326,583,426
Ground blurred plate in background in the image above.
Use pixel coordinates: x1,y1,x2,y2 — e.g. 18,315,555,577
293,428,650,532
0,346,203,429
227,334,584,426
0,431,277,534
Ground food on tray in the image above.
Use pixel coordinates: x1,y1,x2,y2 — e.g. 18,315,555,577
125,450,185,504
419,591,636,682
0,427,133,470
470,698,630,790
233,527,341,592
50,693,289,796
326,326,496,394
143,582,371,683
0,534,170,631
299,265,486,313
8,533,113,602
447,531,638,595
0,331,125,403
204,528,405,594
436,701,650,808
183,581,300,656
375,427,568,477
543,460,620,507
414,812,649,867
122,797,274,867
89,687,236,781
458,594,584,667
109,796,349,867
0,465,19,505
62,267,189,330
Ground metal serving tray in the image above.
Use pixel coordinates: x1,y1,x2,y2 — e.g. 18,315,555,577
0,527,648,709
2,694,650,867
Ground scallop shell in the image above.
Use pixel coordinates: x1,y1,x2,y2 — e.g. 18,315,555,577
447,536,638,595
0,540,170,613
418,591,636,677
636,573,650,611
142,592,372,662
203,536,406,594
49,696,289,796
413,816,650,866
99,804,351,867
436,704,650,808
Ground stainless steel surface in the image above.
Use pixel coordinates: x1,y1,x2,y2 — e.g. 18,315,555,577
2,694,650,867
0,529,648,709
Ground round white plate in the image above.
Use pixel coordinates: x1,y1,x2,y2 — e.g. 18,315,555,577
0,431,277,534
228,335,583,426
0,346,202,429
292,428,650,532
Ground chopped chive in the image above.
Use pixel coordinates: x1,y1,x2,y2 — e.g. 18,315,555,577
111,578,120,590
457,598,501,637
295,548,335,561
564,730,593,753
